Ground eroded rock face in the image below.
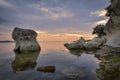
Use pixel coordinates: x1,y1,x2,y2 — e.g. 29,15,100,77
12,27,40,52
84,37,106,49
105,0,120,47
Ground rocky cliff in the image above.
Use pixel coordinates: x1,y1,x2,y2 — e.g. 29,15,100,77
105,0,120,47
64,0,120,49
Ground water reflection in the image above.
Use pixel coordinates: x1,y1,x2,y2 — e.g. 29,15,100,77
95,47,120,80
12,51,40,73
68,49,97,57
0,42,99,80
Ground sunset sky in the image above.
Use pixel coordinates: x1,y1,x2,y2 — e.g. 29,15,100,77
0,0,109,41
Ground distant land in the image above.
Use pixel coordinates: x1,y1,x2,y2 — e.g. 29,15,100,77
0,40,70,43
0,40,14,43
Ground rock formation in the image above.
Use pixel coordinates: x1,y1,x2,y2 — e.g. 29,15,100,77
92,1,120,79
64,37,86,49
64,0,120,80
92,24,106,38
64,36,106,49
104,0,120,47
64,0,120,49
12,27,40,52
64,23,106,50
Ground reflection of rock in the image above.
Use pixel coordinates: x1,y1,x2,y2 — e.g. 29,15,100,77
12,27,40,52
68,49,97,57
64,37,106,49
36,66,56,73
12,51,40,73
69,49,84,56
95,47,120,80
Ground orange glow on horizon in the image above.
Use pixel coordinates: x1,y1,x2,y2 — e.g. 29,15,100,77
0,31,96,41
37,32,95,41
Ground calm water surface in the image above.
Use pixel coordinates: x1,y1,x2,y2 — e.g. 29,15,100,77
0,42,99,80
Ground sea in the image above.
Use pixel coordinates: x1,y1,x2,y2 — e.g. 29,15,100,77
0,41,99,80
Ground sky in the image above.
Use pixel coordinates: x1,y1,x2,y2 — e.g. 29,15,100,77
0,0,109,41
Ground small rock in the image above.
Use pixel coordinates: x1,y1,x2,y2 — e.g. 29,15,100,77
37,66,56,73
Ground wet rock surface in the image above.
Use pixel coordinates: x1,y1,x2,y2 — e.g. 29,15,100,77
12,27,40,52
36,66,56,73
95,46,120,80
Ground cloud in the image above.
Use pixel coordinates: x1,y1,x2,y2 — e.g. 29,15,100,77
36,31,95,41
39,7,74,20
0,0,109,41
0,0,13,8
63,33,83,37
91,9,107,17
35,30,47,34
95,18,109,25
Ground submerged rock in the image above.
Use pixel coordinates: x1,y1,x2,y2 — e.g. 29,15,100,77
62,67,85,78
36,66,56,73
12,27,40,52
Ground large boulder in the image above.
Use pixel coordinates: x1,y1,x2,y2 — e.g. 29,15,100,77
12,27,40,52
64,37,106,49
